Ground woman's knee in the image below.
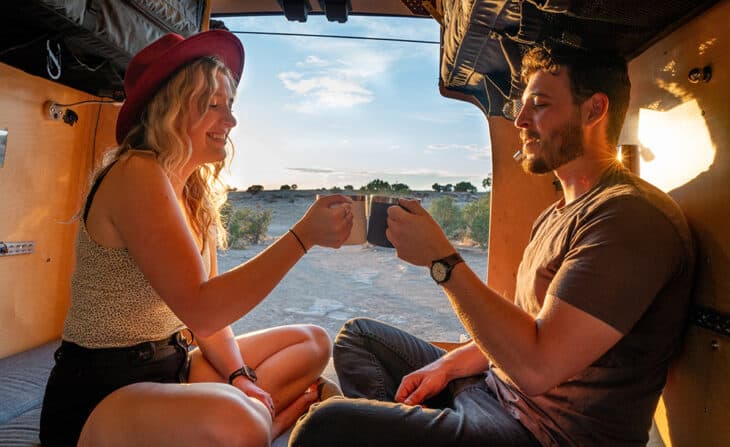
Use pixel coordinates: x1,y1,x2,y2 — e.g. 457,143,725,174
301,324,332,364
197,390,272,447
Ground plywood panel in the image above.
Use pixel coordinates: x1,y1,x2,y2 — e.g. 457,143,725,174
624,0,730,444
0,63,98,358
485,116,559,299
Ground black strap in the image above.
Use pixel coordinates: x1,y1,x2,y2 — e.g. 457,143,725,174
83,161,118,222
690,305,730,338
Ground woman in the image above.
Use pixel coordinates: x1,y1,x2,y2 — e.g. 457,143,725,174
40,30,352,446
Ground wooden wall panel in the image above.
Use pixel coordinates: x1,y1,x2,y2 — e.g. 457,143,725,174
485,116,559,299
623,1,730,445
0,63,102,358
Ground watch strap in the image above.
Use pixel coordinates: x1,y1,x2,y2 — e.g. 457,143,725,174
438,252,464,268
431,252,465,284
228,365,257,384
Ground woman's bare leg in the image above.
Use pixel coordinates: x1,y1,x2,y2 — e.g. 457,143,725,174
188,324,332,436
78,382,272,447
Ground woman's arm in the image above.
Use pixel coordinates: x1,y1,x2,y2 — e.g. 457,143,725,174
106,155,352,337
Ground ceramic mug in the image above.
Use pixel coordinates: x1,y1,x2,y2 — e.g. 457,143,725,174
317,194,368,245
366,195,401,248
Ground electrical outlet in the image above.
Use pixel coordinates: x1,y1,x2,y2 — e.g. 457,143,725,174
44,101,65,121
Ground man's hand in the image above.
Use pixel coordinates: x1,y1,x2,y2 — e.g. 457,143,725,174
232,376,276,418
395,361,451,406
386,198,455,266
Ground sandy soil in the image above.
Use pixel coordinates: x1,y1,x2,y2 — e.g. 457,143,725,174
220,190,488,342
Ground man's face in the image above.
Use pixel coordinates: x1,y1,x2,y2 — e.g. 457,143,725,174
514,69,585,174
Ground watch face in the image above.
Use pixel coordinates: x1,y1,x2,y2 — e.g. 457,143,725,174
431,261,448,282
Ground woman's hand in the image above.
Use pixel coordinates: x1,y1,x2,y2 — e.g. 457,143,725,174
386,199,455,266
292,194,354,249
394,360,452,406
232,376,276,418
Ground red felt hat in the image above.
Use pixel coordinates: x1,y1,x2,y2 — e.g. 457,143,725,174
115,29,244,144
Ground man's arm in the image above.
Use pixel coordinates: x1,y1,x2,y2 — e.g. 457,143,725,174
395,341,490,405
440,263,621,395
387,199,622,396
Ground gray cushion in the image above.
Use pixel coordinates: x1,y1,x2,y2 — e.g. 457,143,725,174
0,341,59,426
0,407,42,446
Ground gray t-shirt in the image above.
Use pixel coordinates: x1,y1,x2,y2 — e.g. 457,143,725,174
486,163,695,446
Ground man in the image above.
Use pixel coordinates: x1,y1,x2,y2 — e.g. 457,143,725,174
290,44,695,447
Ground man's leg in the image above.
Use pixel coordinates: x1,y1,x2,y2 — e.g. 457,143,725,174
289,317,540,447
289,380,539,447
333,317,448,404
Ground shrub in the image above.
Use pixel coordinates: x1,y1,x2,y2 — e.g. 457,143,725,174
280,184,291,190
226,205,272,248
428,196,466,240
391,182,410,193
463,194,491,248
454,181,477,193
363,178,391,192
247,184,264,194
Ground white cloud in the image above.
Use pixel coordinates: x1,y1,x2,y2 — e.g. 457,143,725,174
277,40,398,113
287,167,335,174
424,143,491,161
278,71,374,112
298,55,329,67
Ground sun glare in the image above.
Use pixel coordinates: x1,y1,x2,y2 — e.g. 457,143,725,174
637,99,715,192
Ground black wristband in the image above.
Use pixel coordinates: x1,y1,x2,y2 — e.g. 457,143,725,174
288,228,307,254
228,365,257,384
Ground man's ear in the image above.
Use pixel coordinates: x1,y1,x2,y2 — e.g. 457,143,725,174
584,93,609,126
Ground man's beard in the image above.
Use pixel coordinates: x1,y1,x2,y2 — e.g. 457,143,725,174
521,118,584,174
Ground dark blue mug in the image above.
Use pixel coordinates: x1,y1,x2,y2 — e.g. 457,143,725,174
368,195,421,248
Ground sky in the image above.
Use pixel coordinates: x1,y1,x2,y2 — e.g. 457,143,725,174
220,15,492,192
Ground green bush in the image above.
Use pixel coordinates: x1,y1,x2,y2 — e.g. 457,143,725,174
463,194,491,248
225,205,272,248
247,184,264,194
428,196,466,240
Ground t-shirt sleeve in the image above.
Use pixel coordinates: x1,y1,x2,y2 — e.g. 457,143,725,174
548,196,683,334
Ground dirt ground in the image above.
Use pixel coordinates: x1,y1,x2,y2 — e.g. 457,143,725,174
220,190,488,343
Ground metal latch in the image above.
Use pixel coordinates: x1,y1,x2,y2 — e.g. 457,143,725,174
0,241,35,256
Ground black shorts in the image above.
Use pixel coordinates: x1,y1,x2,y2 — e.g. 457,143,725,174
39,332,191,447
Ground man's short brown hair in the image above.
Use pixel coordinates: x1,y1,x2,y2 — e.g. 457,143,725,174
521,44,631,146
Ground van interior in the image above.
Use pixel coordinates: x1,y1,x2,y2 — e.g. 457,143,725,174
1,0,727,445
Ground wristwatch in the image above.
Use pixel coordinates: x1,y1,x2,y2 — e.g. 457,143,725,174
228,364,257,384
430,253,464,285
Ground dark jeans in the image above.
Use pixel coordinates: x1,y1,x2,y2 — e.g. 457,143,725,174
39,332,190,447
290,318,540,447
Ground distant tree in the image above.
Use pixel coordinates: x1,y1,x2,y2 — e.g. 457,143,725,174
247,184,264,194
226,206,272,248
482,174,492,190
330,186,343,193
454,181,477,193
464,194,491,248
291,184,298,190
364,178,391,192
344,185,354,191
279,184,291,191
391,182,410,193
444,183,454,192
428,196,466,239
432,183,443,192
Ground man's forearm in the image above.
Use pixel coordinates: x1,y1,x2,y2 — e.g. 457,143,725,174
439,341,491,379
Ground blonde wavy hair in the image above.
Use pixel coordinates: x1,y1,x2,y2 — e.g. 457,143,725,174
99,56,235,248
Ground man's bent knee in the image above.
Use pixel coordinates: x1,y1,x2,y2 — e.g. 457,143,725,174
290,398,361,446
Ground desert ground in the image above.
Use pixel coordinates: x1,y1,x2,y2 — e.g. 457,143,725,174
220,189,488,343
